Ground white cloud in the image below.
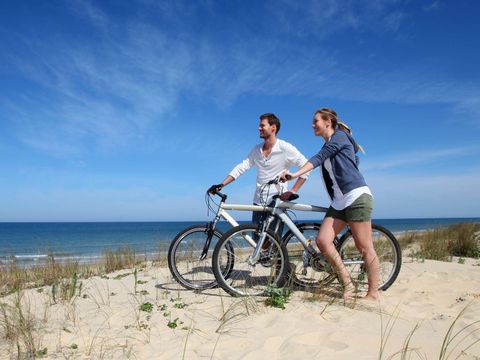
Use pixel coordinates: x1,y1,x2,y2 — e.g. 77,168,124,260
4,0,480,158
362,146,480,171
423,1,442,12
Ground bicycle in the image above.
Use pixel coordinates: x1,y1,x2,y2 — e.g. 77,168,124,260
167,188,323,290
211,179,402,297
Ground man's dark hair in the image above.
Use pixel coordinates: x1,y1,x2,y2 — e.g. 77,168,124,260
259,113,281,134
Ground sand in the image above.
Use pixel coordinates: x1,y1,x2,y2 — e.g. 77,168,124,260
1,256,479,359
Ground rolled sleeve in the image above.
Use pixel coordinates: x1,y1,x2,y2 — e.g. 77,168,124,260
284,142,311,179
228,150,255,179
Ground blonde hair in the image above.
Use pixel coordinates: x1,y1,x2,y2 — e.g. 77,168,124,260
315,108,365,154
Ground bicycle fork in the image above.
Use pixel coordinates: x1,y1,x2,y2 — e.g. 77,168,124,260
199,215,220,260
248,215,275,265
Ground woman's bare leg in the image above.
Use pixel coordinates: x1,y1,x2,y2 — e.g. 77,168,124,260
316,217,355,301
349,221,380,301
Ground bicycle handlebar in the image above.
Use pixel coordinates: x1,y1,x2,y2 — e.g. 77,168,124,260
208,176,295,204
207,184,227,202
265,176,300,202
266,176,280,185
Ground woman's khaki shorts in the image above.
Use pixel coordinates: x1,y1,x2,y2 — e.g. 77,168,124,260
325,193,373,222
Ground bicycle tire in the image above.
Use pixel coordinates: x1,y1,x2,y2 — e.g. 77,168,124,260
282,223,336,288
337,224,401,291
168,225,233,290
212,224,289,297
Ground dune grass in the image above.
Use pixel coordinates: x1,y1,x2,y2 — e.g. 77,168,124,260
0,247,142,297
0,291,42,358
380,302,480,359
397,222,480,261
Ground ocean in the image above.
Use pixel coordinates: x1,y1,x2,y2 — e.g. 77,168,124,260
1,218,479,266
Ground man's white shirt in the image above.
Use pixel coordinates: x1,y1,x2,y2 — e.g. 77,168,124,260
229,139,309,204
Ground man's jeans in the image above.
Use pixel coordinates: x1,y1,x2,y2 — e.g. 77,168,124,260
251,204,284,241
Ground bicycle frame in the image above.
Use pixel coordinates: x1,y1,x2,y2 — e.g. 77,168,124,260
206,191,328,263
235,198,328,264
200,193,265,259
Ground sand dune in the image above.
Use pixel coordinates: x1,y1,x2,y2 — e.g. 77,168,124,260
1,256,479,359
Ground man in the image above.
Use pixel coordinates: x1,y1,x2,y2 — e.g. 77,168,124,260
210,113,309,231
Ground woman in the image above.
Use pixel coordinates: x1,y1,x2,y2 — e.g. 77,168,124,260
282,108,380,302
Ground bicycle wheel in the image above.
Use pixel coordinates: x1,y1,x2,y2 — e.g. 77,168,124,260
212,224,289,297
282,223,336,288
168,225,233,290
337,224,401,291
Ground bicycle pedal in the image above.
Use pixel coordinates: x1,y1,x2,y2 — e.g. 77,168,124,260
258,251,274,267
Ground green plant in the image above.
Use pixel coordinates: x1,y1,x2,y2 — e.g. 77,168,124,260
168,318,180,329
264,285,291,309
134,268,138,294
51,282,57,304
139,302,153,313
174,302,188,309
113,273,131,280
36,347,48,357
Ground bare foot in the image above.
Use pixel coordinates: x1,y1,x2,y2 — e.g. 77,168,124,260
343,282,356,303
361,292,380,301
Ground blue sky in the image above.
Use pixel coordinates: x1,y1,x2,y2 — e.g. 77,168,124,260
1,0,479,222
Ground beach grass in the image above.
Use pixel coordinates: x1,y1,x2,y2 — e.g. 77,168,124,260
0,247,142,297
397,222,480,261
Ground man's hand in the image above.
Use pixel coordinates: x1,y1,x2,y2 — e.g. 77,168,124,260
279,171,293,183
208,184,224,194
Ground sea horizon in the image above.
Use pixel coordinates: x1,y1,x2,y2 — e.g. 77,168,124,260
1,217,479,266
2,215,479,223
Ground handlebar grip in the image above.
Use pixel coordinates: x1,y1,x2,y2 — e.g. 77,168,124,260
273,193,299,201
206,185,227,202
208,184,223,194
288,193,299,201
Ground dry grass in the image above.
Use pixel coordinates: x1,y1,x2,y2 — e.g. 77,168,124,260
103,247,138,273
382,302,480,359
0,291,43,358
397,222,480,261
0,248,142,297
